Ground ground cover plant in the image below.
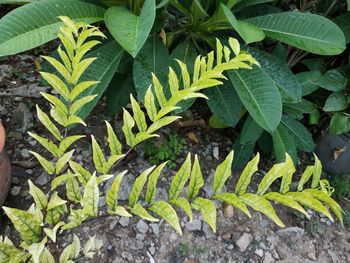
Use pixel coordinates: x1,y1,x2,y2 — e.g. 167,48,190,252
0,0,349,167
0,17,344,263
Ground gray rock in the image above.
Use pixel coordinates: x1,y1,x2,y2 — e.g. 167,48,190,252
20,149,30,159
263,252,274,263
136,220,149,234
136,233,145,240
276,227,304,238
13,103,33,132
203,170,226,197
35,172,50,186
10,186,21,196
150,223,160,236
119,217,129,227
185,219,202,231
149,246,156,255
236,233,252,252
255,249,264,257
104,173,134,200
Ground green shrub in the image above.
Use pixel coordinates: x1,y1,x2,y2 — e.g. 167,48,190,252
0,0,348,167
0,17,344,263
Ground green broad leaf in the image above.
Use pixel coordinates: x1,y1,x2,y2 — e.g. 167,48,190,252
213,151,234,195
50,106,68,127
236,20,265,44
69,95,98,115
130,95,147,132
296,71,322,96
232,140,256,170
75,41,124,120
228,66,282,132
122,108,135,147
150,201,182,234
134,132,159,146
26,238,46,263
297,166,314,192
0,0,105,57
256,156,293,195
205,78,242,127
235,153,260,195
187,155,204,199
28,132,59,157
106,171,127,213
46,192,67,211
247,12,346,55
215,193,251,217
110,206,132,217
106,73,135,116
279,154,296,194
51,173,77,190
239,116,264,144
66,177,82,204
105,121,122,155
169,154,192,201
129,166,156,207
28,180,47,210
133,34,169,103
239,193,285,227
152,73,168,108
44,222,65,243
82,175,99,217
209,114,230,129
96,174,115,185
69,161,91,185
41,91,68,114
334,11,350,44
146,162,167,204
131,203,159,222
303,189,343,225
280,115,314,152
144,86,158,121
58,135,85,157
169,39,198,112
155,106,181,121
190,0,208,22
324,92,348,112
314,69,347,92
311,154,322,189
330,113,350,134
286,192,333,222
105,0,156,58
147,116,181,134
59,235,81,263
71,58,97,85
247,47,301,103
60,209,86,231
36,105,63,141
263,192,308,217
56,150,74,174
191,197,217,232
271,124,297,163
40,72,70,100
41,248,55,263
233,0,274,11
0,242,30,263
91,135,107,174
172,197,193,222
2,207,42,244
29,151,55,175
104,154,124,174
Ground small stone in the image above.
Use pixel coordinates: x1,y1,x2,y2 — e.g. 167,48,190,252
185,219,202,231
222,233,232,241
255,249,264,257
20,149,30,158
276,227,304,239
10,186,21,196
136,220,149,234
35,172,50,186
307,251,317,261
136,233,145,240
202,222,214,238
25,169,33,175
227,244,234,250
150,223,159,236
213,146,219,160
170,231,178,242
223,204,234,219
119,217,129,227
149,246,156,255
264,252,274,263
236,233,252,252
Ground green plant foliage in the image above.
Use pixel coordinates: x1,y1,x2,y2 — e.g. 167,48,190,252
0,17,344,262
143,133,186,168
